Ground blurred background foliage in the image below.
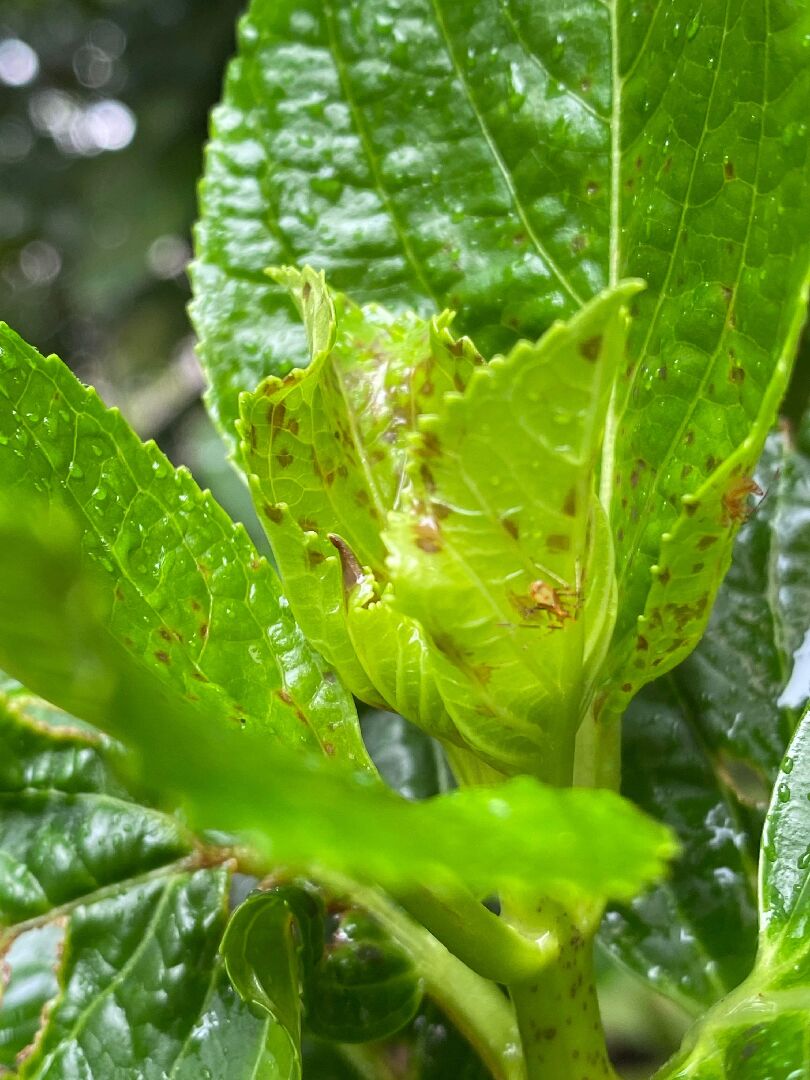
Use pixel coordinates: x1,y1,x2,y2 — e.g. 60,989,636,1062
0,0,263,537
0,3,806,1077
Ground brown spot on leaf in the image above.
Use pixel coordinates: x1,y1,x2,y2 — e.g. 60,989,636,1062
420,463,436,491
657,366,667,380
413,518,443,553
307,549,326,569
191,672,209,683
199,623,209,639
724,160,735,180
270,402,285,428
579,336,602,362
328,534,364,591
636,636,649,651
288,418,299,435
730,366,745,383
698,534,719,550
472,663,493,685
155,650,170,664
264,504,284,524
302,281,312,299
547,533,571,552
658,568,671,585
502,516,519,540
563,488,577,516
277,449,294,469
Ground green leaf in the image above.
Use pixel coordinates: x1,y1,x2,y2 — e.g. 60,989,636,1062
192,0,810,490
0,322,371,772
0,689,276,1080
601,424,810,1013
307,909,423,1043
242,267,639,780
193,0,810,718
239,264,482,709
0,504,675,915
360,710,454,801
653,706,810,1079
383,280,639,780
220,888,325,1079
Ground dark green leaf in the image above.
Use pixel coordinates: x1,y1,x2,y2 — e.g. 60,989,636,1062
654,707,810,1078
0,925,61,1069
360,711,454,801
219,888,326,1079
0,689,276,1080
307,910,423,1043
601,425,810,1013
0,323,371,772
0,503,675,913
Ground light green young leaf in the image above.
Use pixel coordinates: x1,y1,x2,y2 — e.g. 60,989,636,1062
0,504,675,916
0,323,370,772
243,269,639,780
0,688,275,1080
653,707,810,1079
239,265,481,708
384,280,640,781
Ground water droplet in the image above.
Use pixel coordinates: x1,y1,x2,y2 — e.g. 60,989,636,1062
798,846,810,871
92,486,108,502
0,434,7,446
783,755,794,774
686,12,701,39
778,782,791,803
68,462,84,479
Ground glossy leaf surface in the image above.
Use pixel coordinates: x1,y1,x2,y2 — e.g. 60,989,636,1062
0,324,370,771
193,0,809,436
602,425,810,1013
307,909,423,1043
219,887,327,1079
654,707,810,1078
0,688,276,1080
0,504,675,913
194,0,810,721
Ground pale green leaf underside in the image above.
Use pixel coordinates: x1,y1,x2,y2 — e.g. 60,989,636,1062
0,506,676,911
654,708,810,1079
0,324,370,772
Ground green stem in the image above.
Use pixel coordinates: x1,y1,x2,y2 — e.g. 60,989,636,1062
321,871,525,1080
398,884,552,983
573,699,622,791
506,903,617,1080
